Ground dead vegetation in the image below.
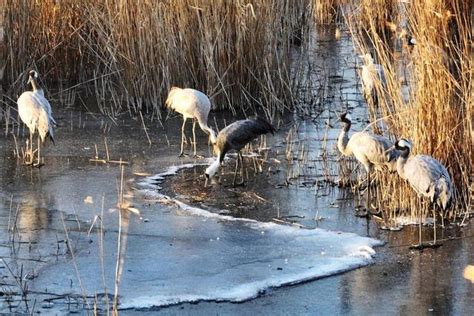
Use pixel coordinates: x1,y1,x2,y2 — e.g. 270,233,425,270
345,0,472,224
2,0,315,119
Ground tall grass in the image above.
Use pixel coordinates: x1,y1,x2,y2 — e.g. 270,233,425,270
3,0,313,119
346,0,472,223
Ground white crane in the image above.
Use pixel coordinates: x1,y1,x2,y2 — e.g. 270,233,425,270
205,117,275,187
394,138,453,246
359,53,385,104
337,112,398,214
17,70,56,167
165,87,217,157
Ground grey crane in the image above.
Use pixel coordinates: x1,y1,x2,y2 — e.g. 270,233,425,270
165,87,217,157
205,117,275,187
17,70,56,167
337,112,398,214
394,139,453,210
394,138,453,246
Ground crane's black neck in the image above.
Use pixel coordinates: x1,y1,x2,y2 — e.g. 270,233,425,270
218,150,226,163
29,76,41,92
341,118,351,132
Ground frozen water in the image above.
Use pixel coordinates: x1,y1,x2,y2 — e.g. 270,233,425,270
27,163,382,310
113,165,382,309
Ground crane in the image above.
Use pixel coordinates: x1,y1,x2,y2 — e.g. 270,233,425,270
337,112,398,215
205,117,275,187
359,53,385,105
17,70,56,167
165,87,217,157
394,138,453,247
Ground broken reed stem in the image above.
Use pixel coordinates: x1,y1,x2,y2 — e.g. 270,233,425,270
60,212,91,311
139,111,152,146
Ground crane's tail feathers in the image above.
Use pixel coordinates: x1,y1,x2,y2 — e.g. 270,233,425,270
436,178,453,211
49,133,55,145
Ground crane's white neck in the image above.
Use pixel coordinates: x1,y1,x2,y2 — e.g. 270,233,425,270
29,77,42,92
205,158,220,179
205,127,217,144
396,155,408,180
337,122,352,156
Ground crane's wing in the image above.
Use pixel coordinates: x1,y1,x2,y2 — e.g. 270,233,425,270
404,155,449,196
32,93,56,126
222,118,274,151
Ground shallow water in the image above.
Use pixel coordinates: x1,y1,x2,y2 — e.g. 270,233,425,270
0,26,472,315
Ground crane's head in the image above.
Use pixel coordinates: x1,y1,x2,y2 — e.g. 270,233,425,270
204,158,220,187
339,112,352,123
27,70,38,85
394,138,412,158
165,87,181,109
339,112,352,132
395,138,412,150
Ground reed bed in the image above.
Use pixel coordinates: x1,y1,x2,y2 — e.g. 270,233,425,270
312,0,344,24
2,0,313,119
346,0,473,224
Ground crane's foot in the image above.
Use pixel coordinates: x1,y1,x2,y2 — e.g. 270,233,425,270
178,152,188,158
33,161,44,168
193,154,204,159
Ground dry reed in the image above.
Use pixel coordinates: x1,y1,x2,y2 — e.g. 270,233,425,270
2,0,314,119
346,0,472,224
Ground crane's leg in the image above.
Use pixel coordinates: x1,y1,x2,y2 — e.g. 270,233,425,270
418,207,423,247
34,135,43,167
25,132,33,165
192,119,197,157
192,119,203,158
179,118,187,157
232,152,246,187
232,153,240,187
432,207,437,245
357,170,371,217
366,171,371,211
239,152,245,185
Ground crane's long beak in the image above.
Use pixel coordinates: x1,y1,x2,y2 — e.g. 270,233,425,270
204,174,209,188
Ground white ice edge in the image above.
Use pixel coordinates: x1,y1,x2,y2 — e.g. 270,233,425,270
130,162,383,309
120,255,375,309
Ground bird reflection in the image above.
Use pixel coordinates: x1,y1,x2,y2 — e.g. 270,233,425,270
16,190,54,246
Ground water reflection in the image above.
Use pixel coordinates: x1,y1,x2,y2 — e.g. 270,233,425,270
16,190,54,246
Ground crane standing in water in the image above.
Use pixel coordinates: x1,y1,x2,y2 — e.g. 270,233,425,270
337,112,398,215
205,117,275,187
360,53,385,105
394,138,453,247
165,87,217,157
17,70,56,167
